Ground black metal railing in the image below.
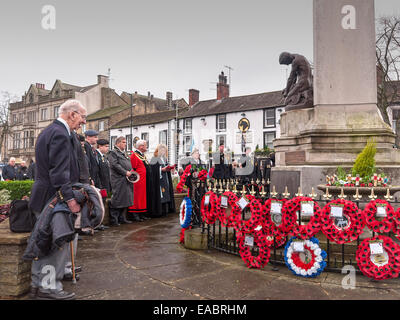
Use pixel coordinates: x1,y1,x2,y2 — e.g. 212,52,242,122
188,179,400,274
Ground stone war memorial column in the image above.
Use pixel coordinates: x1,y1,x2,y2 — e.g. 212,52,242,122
272,0,400,196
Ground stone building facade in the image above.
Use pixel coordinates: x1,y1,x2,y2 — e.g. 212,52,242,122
7,75,124,162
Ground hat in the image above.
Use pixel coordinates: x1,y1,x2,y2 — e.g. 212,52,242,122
84,130,99,137
97,139,109,146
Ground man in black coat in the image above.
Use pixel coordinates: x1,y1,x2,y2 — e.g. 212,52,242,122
84,130,100,186
96,139,112,194
212,143,233,180
29,99,87,300
2,157,18,180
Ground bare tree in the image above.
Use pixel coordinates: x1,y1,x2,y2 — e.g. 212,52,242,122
376,16,400,126
0,91,18,161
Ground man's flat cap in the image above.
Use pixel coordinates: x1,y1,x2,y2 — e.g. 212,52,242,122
84,130,99,137
97,139,109,146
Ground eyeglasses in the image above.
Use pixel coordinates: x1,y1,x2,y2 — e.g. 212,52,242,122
73,111,87,120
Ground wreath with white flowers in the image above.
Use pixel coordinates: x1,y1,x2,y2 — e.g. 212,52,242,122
281,196,322,240
200,191,219,225
284,237,327,278
218,191,243,231
236,229,271,269
356,235,400,280
179,197,192,229
320,199,365,244
363,199,396,233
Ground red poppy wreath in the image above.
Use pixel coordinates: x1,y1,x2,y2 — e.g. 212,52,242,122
363,199,395,233
281,196,322,240
236,230,271,269
320,199,365,244
176,165,191,193
240,197,266,233
200,191,219,225
263,198,288,238
218,191,242,230
356,235,400,280
391,208,400,240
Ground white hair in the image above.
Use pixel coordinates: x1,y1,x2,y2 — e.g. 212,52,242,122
9,157,16,162
59,99,86,115
135,139,147,148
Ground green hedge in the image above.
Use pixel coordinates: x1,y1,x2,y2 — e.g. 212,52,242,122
0,180,34,201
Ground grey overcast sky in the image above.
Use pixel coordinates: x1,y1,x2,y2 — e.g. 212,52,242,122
1,0,400,103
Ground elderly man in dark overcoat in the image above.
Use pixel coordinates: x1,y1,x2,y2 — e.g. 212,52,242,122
108,136,134,226
29,99,87,300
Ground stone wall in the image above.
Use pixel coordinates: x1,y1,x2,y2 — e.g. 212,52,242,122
0,220,31,298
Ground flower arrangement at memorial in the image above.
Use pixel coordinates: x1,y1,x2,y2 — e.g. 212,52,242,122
179,197,193,243
320,199,365,244
237,228,271,269
281,196,322,240
325,140,389,188
0,189,11,224
262,198,289,238
284,237,327,278
218,191,243,231
176,165,191,193
239,197,266,233
200,191,219,225
363,199,396,233
356,235,400,280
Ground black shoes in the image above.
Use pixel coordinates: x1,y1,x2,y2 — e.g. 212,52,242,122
140,215,151,220
96,224,110,231
131,214,144,222
36,289,76,300
63,273,80,282
119,219,133,224
110,222,120,226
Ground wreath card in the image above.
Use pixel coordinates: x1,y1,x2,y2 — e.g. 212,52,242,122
330,204,344,218
244,235,254,247
270,201,282,214
376,203,387,218
237,196,249,210
301,201,314,216
220,195,228,208
204,195,210,206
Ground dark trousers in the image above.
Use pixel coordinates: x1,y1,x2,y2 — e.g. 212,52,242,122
109,207,128,224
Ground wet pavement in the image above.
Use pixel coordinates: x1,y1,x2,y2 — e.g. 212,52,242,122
23,212,400,300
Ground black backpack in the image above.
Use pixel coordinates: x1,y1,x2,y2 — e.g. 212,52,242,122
9,200,36,233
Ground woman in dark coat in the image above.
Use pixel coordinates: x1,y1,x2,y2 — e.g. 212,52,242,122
150,144,176,217
107,136,134,226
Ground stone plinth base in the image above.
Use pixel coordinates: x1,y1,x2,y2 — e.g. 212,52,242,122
0,220,31,298
184,228,208,250
274,107,400,167
174,193,186,213
271,166,400,197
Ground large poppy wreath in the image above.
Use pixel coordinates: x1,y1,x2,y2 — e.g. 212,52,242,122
263,198,288,238
200,191,219,225
284,237,327,278
320,199,365,244
236,230,271,269
176,165,191,193
239,197,266,233
218,191,243,230
363,199,396,233
356,235,400,280
281,196,322,240
179,196,192,229
391,208,400,240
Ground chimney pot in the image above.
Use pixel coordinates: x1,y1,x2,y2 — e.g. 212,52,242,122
189,89,200,107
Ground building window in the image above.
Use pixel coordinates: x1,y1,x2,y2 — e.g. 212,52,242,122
29,93,33,103
99,120,105,132
110,136,117,150
159,130,167,146
141,132,149,149
23,131,29,149
216,135,226,149
183,135,192,154
13,133,21,149
27,111,36,123
54,106,60,118
126,134,132,151
264,108,276,128
18,113,24,123
29,131,35,148
216,114,226,132
183,119,192,134
12,113,17,124
40,108,48,121
263,131,276,150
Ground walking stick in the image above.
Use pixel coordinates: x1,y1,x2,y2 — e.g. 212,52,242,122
69,240,77,284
